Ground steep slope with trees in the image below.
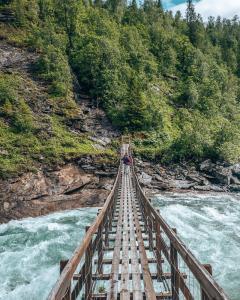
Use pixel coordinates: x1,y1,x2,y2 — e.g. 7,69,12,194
0,0,240,173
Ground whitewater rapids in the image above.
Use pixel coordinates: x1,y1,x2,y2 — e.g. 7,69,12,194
153,192,240,300
0,193,239,299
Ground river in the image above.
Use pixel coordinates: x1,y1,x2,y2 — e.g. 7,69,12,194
0,193,239,299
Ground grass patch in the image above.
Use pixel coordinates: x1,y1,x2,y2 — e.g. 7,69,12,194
0,23,28,47
0,116,115,179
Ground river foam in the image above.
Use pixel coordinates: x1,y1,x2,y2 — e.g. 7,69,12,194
0,208,97,300
0,193,239,299
153,192,240,300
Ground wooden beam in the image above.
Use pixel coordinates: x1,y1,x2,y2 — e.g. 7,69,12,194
89,292,172,300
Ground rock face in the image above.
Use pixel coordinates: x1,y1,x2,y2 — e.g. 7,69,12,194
134,158,240,194
232,164,240,179
0,163,116,223
139,172,152,185
0,42,37,70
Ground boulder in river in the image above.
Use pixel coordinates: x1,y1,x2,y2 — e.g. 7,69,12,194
139,172,152,185
212,166,231,185
200,159,213,172
230,176,240,185
229,185,240,192
232,164,240,179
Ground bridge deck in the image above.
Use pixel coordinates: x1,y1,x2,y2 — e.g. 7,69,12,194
48,143,229,300
108,152,156,299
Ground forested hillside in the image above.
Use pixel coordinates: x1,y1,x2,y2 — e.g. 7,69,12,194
0,0,240,178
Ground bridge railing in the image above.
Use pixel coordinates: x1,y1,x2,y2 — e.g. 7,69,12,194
47,164,122,300
132,168,229,300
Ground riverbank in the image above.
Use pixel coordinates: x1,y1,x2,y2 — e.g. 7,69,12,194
152,192,239,300
1,155,240,223
0,159,117,223
0,193,239,300
135,158,240,194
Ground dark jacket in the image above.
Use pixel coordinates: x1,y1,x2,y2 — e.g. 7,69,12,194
122,156,131,165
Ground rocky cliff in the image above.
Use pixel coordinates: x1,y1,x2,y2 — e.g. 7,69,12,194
0,160,117,223
0,37,119,223
136,158,240,194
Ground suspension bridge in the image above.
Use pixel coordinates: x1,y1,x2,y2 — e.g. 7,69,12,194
48,141,229,300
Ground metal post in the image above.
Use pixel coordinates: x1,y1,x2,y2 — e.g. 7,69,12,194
201,264,213,300
108,204,114,232
85,226,92,300
155,209,163,281
148,216,154,250
97,224,103,274
60,260,71,300
104,216,109,247
170,228,179,300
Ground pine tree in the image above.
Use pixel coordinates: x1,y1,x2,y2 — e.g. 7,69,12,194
131,0,137,10
157,0,163,10
186,0,203,47
94,0,104,7
186,0,196,24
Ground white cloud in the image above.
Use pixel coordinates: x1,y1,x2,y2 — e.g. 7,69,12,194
170,0,240,21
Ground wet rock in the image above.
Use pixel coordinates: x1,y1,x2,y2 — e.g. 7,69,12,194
90,136,111,147
95,171,116,177
81,165,96,171
102,183,113,191
0,42,37,70
186,171,210,186
151,182,170,191
230,176,240,185
212,166,231,185
0,164,113,222
194,185,211,191
93,144,105,151
78,156,93,166
0,8,15,23
209,185,226,192
169,180,196,190
229,185,240,192
153,174,165,182
232,164,240,179
139,172,152,185
200,159,213,172
195,184,226,192
3,202,10,211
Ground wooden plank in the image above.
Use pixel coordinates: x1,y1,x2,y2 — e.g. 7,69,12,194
93,258,163,265
71,263,85,299
104,245,156,251
97,224,103,274
170,229,179,300
201,264,213,300
85,226,93,300
73,272,186,281
155,210,163,281
48,144,229,300
130,178,157,300
90,292,172,300
131,170,229,300
120,173,130,300
128,176,143,300
48,163,122,300
107,171,124,300
60,260,71,300
108,236,154,242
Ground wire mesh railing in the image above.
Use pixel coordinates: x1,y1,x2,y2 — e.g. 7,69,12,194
47,141,229,300
132,168,229,300
47,164,121,300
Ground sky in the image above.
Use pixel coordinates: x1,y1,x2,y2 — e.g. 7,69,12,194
163,0,240,21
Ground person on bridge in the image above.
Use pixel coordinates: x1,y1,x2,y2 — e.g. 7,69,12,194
122,153,132,174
